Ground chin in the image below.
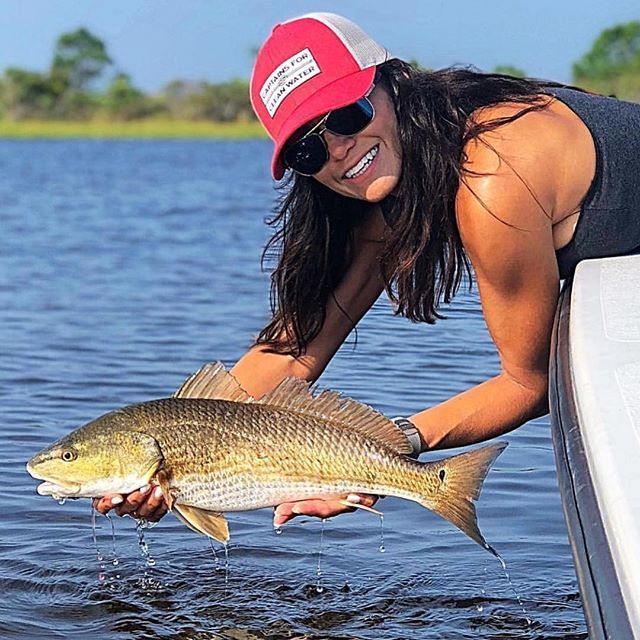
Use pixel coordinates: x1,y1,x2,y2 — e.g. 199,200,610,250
364,176,400,202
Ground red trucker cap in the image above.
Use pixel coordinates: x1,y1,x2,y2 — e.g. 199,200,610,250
250,13,391,179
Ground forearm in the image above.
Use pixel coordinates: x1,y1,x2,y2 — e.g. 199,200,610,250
410,371,549,450
230,345,324,399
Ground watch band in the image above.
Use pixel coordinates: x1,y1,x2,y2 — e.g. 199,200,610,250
392,416,422,458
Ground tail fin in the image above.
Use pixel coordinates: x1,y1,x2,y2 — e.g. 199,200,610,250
418,442,507,555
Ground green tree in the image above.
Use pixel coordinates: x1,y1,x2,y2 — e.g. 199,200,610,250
162,79,202,119
198,79,254,121
493,64,526,78
102,72,160,120
161,78,255,121
51,27,112,92
0,67,60,119
573,21,640,100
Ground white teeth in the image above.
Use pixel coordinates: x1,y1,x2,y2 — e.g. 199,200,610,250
345,145,378,179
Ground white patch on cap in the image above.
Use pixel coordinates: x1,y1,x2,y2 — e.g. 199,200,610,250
259,48,321,117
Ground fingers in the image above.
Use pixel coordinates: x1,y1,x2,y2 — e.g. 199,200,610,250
93,494,123,514
92,486,168,522
273,494,379,527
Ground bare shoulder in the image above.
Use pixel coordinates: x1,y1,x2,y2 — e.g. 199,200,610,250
457,95,591,234
463,97,563,183
454,99,568,289
470,96,562,142
457,102,555,233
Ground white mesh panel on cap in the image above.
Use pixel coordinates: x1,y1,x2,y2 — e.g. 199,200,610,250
294,12,392,69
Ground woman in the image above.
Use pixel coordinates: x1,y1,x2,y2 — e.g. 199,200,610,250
96,12,640,525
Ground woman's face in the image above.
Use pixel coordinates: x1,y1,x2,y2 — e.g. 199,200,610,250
311,83,402,202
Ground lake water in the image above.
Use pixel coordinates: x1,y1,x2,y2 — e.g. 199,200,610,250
1,140,586,639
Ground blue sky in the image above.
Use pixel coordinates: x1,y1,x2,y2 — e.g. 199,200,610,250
0,0,638,91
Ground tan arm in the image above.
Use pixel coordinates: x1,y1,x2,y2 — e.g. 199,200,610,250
412,129,561,450
231,206,386,398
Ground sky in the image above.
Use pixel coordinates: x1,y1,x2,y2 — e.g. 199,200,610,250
0,0,638,92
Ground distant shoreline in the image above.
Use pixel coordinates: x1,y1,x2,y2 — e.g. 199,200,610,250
0,119,267,139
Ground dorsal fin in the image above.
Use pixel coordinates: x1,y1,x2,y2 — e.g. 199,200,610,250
173,362,254,402
258,377,413,455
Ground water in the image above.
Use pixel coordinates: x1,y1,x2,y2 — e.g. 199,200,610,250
0,139,586,639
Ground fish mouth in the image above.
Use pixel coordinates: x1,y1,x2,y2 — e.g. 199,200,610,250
26,462,81,497
35,480,81,498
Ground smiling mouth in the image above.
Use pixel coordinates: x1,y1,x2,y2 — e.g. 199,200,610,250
344,145,379,179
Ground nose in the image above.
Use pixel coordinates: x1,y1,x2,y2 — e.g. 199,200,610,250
323,131,356,162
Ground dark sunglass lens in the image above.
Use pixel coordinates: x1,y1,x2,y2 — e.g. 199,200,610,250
284,134,328,175
326,98,374,135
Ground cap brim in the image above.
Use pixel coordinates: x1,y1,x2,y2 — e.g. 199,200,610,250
271,66,376,180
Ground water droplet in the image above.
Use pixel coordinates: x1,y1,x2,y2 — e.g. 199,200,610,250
223,542,230,592
476,604,484,612
136,519,156,567
57,497,66,505
208,538,220,569
112,558,119,566
274,526,283,535
493,550,530,625
315,519,326,594
379,545,386,553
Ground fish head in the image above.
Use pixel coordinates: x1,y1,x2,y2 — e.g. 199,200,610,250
26,408,163,500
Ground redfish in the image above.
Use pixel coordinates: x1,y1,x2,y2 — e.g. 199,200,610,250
27,363,505,552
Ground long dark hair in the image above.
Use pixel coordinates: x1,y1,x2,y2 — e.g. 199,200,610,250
257,60,563,355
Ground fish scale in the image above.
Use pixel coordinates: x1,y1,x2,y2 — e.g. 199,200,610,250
127,398,417,512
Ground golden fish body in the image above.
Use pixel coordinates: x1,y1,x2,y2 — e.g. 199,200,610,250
27,363,505,551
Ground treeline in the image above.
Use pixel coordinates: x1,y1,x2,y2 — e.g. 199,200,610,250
493,20,640,101
1,20,639,122
0,28,256,121
572,21,640,100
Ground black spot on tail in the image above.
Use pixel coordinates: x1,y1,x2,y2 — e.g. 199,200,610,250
439,469,446,482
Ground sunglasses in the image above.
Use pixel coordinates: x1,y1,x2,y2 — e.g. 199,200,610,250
283,86,376,176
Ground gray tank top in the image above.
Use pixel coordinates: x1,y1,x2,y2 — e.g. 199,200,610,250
548,88,640,279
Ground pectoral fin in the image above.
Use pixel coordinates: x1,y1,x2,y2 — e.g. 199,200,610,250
155,469,176,510
172,504,230,543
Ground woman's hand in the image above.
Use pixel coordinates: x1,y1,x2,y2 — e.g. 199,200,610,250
273,494,379,526
93,485,168,521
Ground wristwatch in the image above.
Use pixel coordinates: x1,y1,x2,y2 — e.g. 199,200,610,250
392,416,422,458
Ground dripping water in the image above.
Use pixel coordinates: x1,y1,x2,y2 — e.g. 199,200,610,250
223,542,230,592
477,563,488,612
105,514,119,566
90,503,106,581
488,546,530,625
378,513,385,553
135,518,163,593
208,538,220,570
315,518,325,594
135,519,156,567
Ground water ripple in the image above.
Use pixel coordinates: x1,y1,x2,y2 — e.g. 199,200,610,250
0,140,585,639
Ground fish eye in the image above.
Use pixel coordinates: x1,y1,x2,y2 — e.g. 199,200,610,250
61,449,77,462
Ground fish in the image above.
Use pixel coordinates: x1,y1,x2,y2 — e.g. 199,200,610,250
26,362,506,553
